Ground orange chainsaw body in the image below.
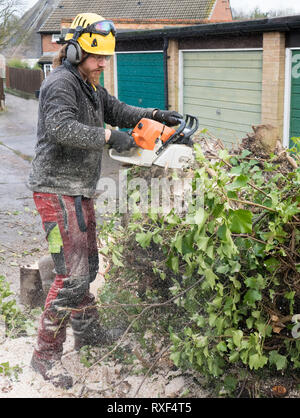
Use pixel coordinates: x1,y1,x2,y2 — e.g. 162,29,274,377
131,118,176,151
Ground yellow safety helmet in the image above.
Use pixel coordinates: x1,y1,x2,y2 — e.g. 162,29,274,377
65,13,116,56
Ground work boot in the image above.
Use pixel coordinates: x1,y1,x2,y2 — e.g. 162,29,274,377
71,310,115,351
30,351,73,389
71,293,124,351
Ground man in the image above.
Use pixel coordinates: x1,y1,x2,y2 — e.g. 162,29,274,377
27,12,182,389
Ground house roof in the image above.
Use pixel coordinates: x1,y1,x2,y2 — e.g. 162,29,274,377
1,0,60,58
39,0,217,32
115,14,300,41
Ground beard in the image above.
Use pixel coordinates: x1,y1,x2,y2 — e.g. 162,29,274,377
87,69,103,86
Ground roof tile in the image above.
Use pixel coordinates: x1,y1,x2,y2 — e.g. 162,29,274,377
40,0,217,32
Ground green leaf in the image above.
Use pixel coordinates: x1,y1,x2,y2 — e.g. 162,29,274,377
217,224,231,241
191,314,206,328
229,351,239,363
264,257,281,272
241,149,252,158
216,341,227,353
112,253,124,267
205,269,218,289
244,289,262,306
245,275,265,290
196,236,209,252
224,375,238,392
228,174,249,190
170,351,181,367
212,203,224,218
174,232,194,255
249,354,268,370
232,330,243,348
216,264,230,274
229,209,253,234
167,255,179,273
135,231,152,248
246,317,254,329
194,207,208,228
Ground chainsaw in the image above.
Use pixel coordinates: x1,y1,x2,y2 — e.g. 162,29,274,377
109,114,199,169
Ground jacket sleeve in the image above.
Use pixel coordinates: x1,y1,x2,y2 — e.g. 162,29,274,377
100,87,154,129
42,77,106,151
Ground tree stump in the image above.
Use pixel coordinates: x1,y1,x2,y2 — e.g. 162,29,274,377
19,263,44,308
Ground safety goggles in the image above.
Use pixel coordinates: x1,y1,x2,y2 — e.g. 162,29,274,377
68,20,116,40
84,20,116,37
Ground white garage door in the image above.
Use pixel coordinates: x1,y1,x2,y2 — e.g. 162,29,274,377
181,50,263,147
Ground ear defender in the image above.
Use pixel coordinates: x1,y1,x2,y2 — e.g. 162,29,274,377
66,26,83,65
66,41,83,65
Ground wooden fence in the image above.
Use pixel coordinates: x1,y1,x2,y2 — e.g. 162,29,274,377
0,78,4,110
5,66,44,95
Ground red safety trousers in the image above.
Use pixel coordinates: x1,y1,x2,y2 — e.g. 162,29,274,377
32,192,99,361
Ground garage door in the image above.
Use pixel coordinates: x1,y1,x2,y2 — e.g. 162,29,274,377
116,52,165,109
290,50,300,147
182,50,263,147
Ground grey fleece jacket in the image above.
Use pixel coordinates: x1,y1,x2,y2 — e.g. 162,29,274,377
27,60,154,198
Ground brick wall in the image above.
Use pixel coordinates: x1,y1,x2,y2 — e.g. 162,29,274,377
261,32,286,139
211,0,233,21
42,34,61,54
167,40,179,111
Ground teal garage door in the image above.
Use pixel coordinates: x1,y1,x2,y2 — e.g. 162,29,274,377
290,50,300,148
116,52,165,109
182,50,263,147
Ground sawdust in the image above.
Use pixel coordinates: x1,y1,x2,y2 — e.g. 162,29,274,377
0,325,211,398
1,251,211,399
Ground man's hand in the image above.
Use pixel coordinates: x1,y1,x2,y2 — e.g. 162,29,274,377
153,109,183,126
107,130,135,153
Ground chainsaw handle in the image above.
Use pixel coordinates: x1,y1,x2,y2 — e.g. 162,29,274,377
183,114,199,138
173,118,186,134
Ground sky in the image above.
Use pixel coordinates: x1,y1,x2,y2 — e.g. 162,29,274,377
23,0,300,14
229,0,300,13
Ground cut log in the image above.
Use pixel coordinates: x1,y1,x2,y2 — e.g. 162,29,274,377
19,263,44,308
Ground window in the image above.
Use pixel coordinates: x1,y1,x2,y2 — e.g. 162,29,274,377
44,64,53,77
52,34,61,43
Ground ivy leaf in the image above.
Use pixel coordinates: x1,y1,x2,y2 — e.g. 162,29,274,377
216,341,228,353
135,231,152,248
226,174,249,191
232,330,243,348
112,253,124,267
269,351,287,371
205,269,218,289
229,351,239,363
249,354,268,370
167,255,179,273
174,232,194,255
244,289,262,306
194,207,208,228
241,149,252,158
224,375,238,392
229,209,253,234
170,351,181,367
